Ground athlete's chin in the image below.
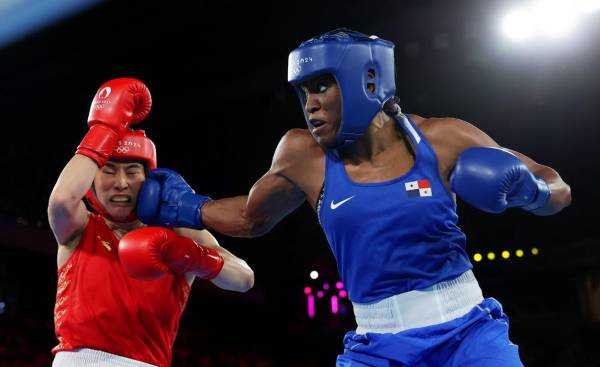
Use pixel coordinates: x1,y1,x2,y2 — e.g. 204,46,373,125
107,207,134,221
312,133,337,149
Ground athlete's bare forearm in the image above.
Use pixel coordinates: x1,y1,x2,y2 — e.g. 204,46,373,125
201,196,265,237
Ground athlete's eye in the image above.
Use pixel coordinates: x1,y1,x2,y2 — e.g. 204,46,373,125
300,76,335,95
302,82,329,94
316,83,328,93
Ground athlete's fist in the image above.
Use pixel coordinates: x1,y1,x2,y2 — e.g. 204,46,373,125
119,227,224,280
450,147,550,213
88,77,152,130
137,168,211,229
77,78,152,167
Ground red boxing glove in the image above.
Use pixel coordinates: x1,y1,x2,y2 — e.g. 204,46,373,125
87,77,152,128
76,78,152,167
118,227,224,280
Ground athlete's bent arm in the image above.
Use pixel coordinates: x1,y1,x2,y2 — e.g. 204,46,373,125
49,78,151,245
48,155,97,245
174,227,255,292
502,149,571,215
429,117,571,215
119,226,254,292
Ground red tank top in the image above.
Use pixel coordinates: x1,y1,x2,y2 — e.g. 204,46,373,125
52,214,191,366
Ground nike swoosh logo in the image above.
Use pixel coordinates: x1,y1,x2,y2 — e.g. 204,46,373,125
330,196,355,210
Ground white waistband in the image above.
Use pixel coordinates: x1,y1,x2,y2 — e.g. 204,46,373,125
352,270,484,334
53,348,157,367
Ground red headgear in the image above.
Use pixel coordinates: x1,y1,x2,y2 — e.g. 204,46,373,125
83,129,157,222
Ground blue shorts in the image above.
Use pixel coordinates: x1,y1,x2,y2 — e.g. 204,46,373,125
336,298,523,367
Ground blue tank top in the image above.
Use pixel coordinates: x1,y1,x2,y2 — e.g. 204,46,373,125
318,116,472,303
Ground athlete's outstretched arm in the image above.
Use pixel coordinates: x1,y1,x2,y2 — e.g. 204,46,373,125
202,173,305,237
138,130,307,237
208,130,313,236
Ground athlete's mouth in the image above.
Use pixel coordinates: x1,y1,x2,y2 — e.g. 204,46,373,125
110,195,132,203
309,119,326,129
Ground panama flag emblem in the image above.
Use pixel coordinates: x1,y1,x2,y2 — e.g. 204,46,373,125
405,179,432,197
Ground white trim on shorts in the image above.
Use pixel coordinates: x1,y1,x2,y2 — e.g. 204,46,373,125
352,270,484,334
53,348,157,367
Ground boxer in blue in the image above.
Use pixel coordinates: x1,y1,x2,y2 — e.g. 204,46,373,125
138,29,572,366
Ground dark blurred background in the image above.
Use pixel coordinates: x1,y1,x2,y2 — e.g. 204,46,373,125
1,0,599,366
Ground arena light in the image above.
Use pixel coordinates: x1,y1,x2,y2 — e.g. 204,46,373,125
307,295,315,318
304,277,351,320
578,0,600,13
472,247,543,263
0,0,104,49
531,0,577,38
331,295,339,314
501,0,594,41
502,9,535,40
310,270,319,280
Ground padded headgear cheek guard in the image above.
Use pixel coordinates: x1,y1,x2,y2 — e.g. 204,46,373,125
288,28,397,147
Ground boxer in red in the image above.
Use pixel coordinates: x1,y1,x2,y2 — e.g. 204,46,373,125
47,78,254,367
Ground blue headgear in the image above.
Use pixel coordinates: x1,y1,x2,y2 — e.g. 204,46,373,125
288,28,396,147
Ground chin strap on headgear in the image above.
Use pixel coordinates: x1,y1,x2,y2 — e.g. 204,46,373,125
382,96,409,125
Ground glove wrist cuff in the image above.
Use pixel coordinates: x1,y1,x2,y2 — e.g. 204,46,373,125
523,177,551,212
179,193,212,229
76,124,120,167
198,247,225,280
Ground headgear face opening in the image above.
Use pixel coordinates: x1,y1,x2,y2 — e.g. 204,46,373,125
288,28,396,147
84,129,157,223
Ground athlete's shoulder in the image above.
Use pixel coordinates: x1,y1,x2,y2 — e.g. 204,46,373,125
275,128,323,161
281,128,318,147
408,114,478,142
408,114,499,164
408,114,462,132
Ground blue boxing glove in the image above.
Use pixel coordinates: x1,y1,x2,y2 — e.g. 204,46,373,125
449,147,550,213
137,168,211,229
